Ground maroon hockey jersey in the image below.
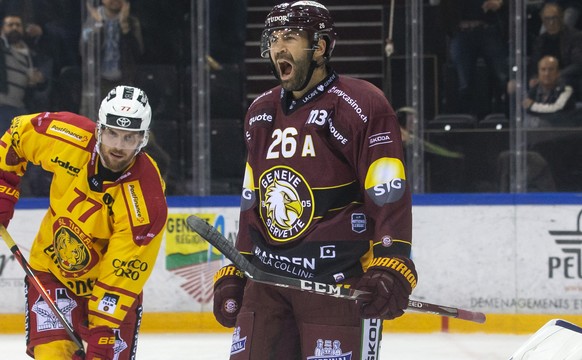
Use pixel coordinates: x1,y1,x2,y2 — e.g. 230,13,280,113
237,71,412,284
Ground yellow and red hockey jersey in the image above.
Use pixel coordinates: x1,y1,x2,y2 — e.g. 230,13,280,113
0,111,168,328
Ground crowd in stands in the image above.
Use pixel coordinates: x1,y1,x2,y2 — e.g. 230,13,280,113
0,0,580,195
436,0,582,126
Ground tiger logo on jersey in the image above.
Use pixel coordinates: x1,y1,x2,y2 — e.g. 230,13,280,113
259,166,314,242
54,227,90,273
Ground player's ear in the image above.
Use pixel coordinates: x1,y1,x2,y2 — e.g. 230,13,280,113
314,38,326,59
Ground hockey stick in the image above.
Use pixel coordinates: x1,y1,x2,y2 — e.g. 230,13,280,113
0,225,85,353
186,215,486,324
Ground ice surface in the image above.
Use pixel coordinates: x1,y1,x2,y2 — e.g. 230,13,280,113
1,332,529,359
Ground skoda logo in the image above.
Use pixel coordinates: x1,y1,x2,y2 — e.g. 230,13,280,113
116,117,132,127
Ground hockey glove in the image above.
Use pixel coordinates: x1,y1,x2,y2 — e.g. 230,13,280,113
355,257,417,320
0,171,20,228
71,325,116,360
213,264,246,328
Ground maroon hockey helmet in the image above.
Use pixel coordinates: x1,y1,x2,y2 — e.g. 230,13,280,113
260,1,337,61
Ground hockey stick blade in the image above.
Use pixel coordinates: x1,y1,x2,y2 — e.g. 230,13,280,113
186,215,486,323
0,225,85,352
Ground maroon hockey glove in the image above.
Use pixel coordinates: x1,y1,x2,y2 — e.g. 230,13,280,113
213,264,246,328
355,257,417,320
0,171,20,228
71,325,116,360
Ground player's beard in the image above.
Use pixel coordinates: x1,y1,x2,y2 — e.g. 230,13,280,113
277,52,311,92
99,145,135,172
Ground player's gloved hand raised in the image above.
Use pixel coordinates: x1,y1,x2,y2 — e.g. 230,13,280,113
213,264,246,328
0,170,20,228
71,325,116,360
355,256,417,320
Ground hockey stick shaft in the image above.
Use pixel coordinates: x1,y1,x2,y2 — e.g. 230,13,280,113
0,225,85,352
388,0,395,41
186,216,486,324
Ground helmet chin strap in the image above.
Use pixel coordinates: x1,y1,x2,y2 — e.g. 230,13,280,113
295,58,318,92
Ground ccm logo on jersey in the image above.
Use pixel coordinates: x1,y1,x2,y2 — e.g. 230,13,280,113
364,157,406,206
300,280,348,297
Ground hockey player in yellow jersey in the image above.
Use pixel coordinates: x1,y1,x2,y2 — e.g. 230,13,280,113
0,85,168,360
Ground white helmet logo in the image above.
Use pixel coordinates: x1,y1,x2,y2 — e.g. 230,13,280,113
116,117,132,127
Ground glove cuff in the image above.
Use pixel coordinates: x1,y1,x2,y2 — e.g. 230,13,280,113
0,170,20,202
79,325,115,359
213,265,245,286
368,257,417,292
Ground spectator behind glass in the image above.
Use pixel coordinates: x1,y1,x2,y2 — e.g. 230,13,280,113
529,3,582,100
440,0,509,118
0,15,45,132
524,55,577,127
540,0,582,32
81,0,144,99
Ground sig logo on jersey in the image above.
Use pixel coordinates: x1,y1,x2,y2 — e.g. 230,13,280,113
259,166,314,242
240,163,257,211
364,157,406,206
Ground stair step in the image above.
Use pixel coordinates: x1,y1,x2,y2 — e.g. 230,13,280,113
242,1,387,107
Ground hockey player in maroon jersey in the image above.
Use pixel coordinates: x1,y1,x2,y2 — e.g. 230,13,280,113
0,85,168,360
212,2,417,359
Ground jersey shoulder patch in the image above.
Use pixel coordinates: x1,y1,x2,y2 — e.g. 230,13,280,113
32,112,96,150
120,154,168,245
246,88,280,131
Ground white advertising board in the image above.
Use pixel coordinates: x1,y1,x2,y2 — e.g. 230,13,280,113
1,198,581,315
412,204,582,315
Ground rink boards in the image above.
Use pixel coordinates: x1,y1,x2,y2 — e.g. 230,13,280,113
1,194,582,334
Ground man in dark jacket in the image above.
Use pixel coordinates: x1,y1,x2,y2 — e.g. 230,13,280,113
530,2,582,100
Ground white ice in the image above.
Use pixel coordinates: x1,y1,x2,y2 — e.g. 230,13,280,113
1,332,529,359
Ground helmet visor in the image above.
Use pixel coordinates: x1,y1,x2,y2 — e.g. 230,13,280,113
100,126,146,150
260,28,314,58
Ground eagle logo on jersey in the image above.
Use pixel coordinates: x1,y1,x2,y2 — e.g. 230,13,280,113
259,166,314,242
265,179,303,229
54,228,90,273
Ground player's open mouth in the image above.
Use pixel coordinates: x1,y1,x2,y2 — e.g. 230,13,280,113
277,60,293,80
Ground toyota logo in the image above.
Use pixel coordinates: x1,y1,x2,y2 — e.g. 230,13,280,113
116,117,132,127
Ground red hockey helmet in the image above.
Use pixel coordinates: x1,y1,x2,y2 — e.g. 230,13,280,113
260,1,337,60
